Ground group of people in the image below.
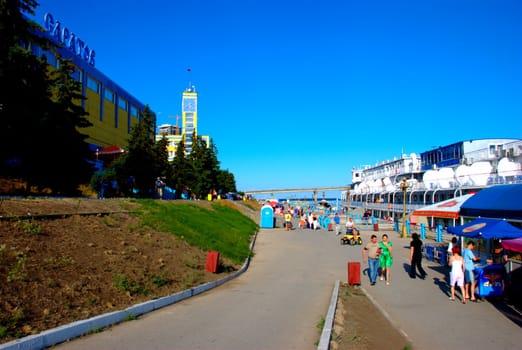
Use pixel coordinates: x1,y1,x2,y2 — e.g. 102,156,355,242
361,232,504,304
297,213,321,230
362,234,394,285
447,239,501,303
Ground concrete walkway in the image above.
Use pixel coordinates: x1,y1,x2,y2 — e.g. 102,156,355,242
54,222,521,350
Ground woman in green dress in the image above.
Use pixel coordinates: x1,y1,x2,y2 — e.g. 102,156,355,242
379,234,393,285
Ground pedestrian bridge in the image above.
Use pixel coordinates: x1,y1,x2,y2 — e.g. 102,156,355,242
244,186,350,202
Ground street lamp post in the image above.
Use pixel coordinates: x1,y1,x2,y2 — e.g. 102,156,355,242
345,187,351,218
399,177,409,238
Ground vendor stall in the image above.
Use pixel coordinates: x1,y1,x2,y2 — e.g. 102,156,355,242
448,218,522,297
474,264,505,297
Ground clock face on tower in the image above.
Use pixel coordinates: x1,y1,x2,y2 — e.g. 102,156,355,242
183,98,196,112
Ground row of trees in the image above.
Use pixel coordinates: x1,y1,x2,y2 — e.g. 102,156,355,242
1,0,95,195
99,108,237,199
0,0,237,197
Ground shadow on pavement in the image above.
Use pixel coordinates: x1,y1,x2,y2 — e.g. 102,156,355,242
488,298,522,327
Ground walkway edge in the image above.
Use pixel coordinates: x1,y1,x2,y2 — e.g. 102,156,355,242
317,280,340,350
0,230,260,350
359,286,413,346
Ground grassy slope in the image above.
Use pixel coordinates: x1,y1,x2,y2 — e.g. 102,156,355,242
135,200,259,264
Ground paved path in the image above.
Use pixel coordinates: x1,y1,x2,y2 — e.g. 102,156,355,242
56,223,522,350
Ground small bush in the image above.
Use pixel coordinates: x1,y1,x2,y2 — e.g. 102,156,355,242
8,252,27,282
17,220,41,235
152,273,171,288
113,273,148,296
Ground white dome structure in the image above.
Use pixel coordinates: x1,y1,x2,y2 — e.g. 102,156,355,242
469,161,493,186
455,165,473,186
438,168,455,189
423,170,438,189
498,157,522,177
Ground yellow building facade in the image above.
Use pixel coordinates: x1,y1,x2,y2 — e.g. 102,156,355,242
157,86,210,161
40,12,152,152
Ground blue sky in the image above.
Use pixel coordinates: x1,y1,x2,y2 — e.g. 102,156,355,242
32,0,521,194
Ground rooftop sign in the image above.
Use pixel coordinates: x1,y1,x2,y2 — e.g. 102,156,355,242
43,13,95,66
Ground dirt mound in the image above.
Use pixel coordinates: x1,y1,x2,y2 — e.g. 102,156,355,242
0,198,241,343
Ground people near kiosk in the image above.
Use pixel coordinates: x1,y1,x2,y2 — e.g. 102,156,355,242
449,246,466,303
488,239,508,292
447,237,458,257
489,239,508,265
463,240,481,302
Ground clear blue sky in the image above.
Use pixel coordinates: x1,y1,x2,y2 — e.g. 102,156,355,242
32,0,521,193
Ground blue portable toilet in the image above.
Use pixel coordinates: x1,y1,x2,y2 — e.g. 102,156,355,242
260,205,274,228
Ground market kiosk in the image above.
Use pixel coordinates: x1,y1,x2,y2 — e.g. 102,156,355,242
448,218,522,298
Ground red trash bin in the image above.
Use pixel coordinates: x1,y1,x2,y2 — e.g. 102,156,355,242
373,223,379,231
348,262,361,285
205,251,220,273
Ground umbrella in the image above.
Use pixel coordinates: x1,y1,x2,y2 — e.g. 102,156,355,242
501,238,522,253
459,184,522,221
447,218,522,240
412,193,475,219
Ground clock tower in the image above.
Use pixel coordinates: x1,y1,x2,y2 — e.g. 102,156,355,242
181,86,198,154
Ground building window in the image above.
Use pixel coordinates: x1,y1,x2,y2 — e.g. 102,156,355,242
87,75,100,94
130,105,138,117
104,88,115,103
42,50,58,68
118,97,128,111
71,68,83,82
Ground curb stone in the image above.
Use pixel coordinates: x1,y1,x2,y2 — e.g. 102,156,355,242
317,280,340,350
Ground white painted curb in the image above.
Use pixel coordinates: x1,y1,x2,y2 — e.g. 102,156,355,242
0,230,259,350
317,280,340,350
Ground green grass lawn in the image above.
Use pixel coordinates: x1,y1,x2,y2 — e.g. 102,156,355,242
135,200,258,264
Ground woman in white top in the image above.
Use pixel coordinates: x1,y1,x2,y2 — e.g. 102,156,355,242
449,246,466,303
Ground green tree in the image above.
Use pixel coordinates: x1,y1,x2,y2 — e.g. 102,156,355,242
1,0,52,183
216,169,237,194
115,105,157,196
171,138,191,198
1,1,96,195
187,133,220,198
39,58,94,194
154,135,172,184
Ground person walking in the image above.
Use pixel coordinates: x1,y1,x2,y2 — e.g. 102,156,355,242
463,240,481,302
155,177,165,199
379,234,393,285
333,213,341,235
409,233,427,279
284,211,292,231
449,246,466,303
362,234,380,285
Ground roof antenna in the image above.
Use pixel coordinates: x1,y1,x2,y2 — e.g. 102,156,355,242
187,67,193,92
